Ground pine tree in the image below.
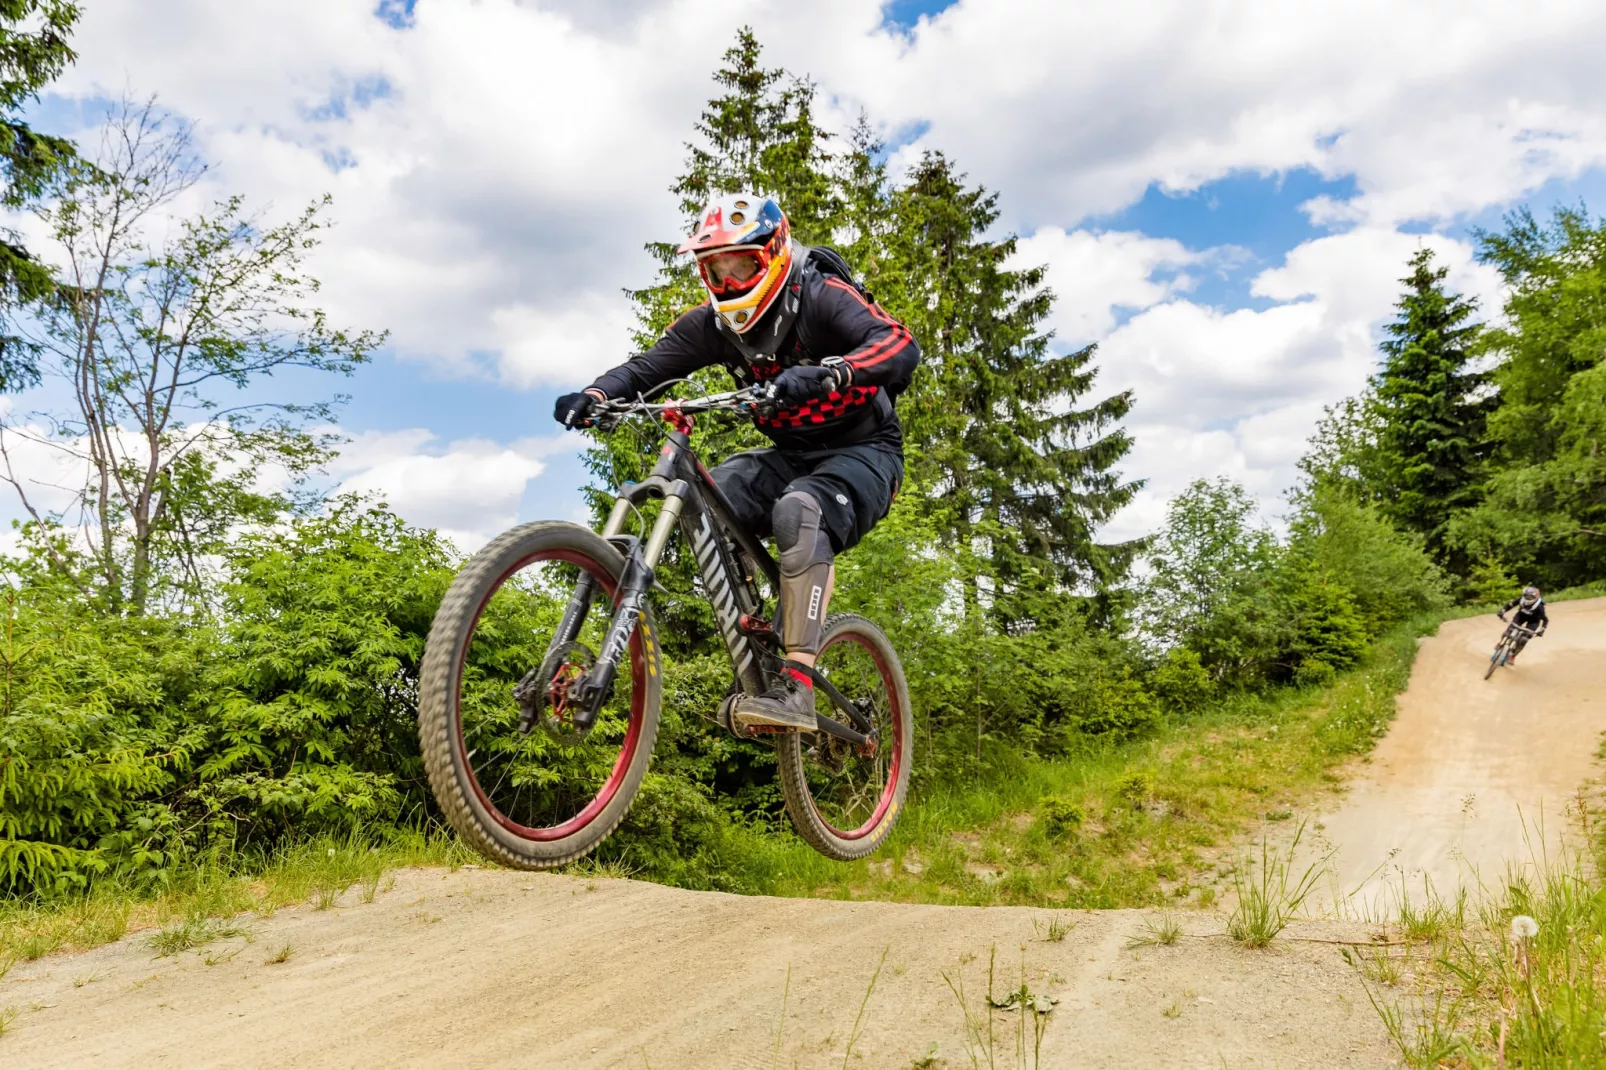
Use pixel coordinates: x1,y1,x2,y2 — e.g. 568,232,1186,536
0,1,80,389
1370,247,1489,563
883,152,1141,619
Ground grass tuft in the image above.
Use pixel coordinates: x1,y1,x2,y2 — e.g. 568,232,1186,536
147,916,251,957
1226,823,1328,949
1031,915,1072,942
1126,914,1182,949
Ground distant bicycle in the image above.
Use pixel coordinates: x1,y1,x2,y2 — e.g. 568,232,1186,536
1484,622,1538,680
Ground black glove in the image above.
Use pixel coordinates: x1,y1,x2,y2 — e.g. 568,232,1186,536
764,361,848,408
1497,612,1506,622
554,390,602,429
1538,628,1546,637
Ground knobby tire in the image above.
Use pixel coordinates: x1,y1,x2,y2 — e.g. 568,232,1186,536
775,613,913,860
418,521,662,869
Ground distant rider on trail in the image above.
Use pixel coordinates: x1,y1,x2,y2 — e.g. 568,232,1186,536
552,193,921,731
1497,586,1549,664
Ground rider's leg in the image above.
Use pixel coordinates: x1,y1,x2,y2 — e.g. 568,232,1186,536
734,490,835,729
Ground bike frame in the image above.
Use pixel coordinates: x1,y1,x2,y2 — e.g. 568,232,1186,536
537,403,876,749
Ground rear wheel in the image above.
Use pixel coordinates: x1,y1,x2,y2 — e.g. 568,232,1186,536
418,522,661,869
776,614,912,860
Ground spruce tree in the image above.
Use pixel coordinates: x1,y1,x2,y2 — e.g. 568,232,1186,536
0,1,80,389
884,152,1141,619
1371,247,1488,563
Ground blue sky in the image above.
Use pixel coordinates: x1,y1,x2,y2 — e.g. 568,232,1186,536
6,0,1606,549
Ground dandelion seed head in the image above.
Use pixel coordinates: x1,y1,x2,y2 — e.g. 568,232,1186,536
1511,915,1539,940
327,847,336,857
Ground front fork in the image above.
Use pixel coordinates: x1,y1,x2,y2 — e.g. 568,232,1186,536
534,488,684,732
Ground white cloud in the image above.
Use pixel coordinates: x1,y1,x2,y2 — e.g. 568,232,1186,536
1095,228,1503,540
32,0,1606,549
329,427,572,550
1014,228,1217,347
854,0,1606,230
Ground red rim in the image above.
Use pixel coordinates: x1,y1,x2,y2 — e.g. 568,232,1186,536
808,630,903,841
450,548,647,842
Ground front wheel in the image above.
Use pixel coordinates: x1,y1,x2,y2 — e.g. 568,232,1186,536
1484,637,1508,680
776,614,913,860
418,521,662,869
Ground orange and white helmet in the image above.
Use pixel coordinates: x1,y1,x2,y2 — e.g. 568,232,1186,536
678,192,796,337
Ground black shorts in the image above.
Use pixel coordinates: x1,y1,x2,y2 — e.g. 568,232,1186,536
710,441,903,554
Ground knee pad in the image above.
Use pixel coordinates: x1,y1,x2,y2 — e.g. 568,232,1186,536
772,491,832,576
772,491,833,654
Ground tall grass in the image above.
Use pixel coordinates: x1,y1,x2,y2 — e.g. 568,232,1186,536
1363,815,1606,1066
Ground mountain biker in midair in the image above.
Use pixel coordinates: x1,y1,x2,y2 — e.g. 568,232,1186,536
1497,586,1549,664
552,193,920,731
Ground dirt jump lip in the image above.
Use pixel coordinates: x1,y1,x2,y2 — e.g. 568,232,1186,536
1316,596,1606,914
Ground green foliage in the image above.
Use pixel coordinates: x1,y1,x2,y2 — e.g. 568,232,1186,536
1443,206,1606,589
1147,648,1214,714
1465,556,1518,605
1287,486,1451,628
1037,796,1084,838
201,500,455,836
881,151,1141,608
0,577,212,893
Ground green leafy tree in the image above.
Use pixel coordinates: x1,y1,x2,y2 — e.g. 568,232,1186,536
1369,248,1489,563
1287,485,1449,629
0,103,382,615
1445,206,1606,586
0,0,79,388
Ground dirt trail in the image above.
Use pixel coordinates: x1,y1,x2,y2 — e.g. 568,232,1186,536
2,868,1393,1069
1318,597,1606,914
8,602,1606,1068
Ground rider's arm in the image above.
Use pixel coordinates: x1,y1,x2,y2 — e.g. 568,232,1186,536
586,305,721,401
814,278,921,393
1537,604,1550,630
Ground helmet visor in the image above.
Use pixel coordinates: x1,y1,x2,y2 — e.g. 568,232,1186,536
699,249,766,293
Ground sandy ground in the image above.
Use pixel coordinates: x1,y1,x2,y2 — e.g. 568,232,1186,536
2,868,1394,1069
5,599,1604,1069
1317,597,1606,914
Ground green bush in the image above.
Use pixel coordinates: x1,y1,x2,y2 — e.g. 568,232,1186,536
1039,795,1086,838
1148,648,1214,713
1114,770,1156,809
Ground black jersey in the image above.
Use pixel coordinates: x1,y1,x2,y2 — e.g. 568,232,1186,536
588,263,920,452
1502,597,1549,628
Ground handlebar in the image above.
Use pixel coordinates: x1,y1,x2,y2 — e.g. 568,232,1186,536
592,385,768,431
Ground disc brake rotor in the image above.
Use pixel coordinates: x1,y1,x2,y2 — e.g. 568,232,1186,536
514,640,597,746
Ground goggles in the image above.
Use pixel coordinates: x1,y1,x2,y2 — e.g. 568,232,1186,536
697,247,769,295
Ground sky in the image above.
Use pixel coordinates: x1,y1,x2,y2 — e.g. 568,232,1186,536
5,0,1606,551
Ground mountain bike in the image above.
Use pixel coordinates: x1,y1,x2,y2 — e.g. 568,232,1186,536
417,385,912,869
1484,621,1538,680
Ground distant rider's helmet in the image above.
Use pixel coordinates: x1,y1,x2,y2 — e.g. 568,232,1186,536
1520,586,1541,609
677,193,795,336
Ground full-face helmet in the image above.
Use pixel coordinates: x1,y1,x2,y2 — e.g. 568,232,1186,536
678,192,796,337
